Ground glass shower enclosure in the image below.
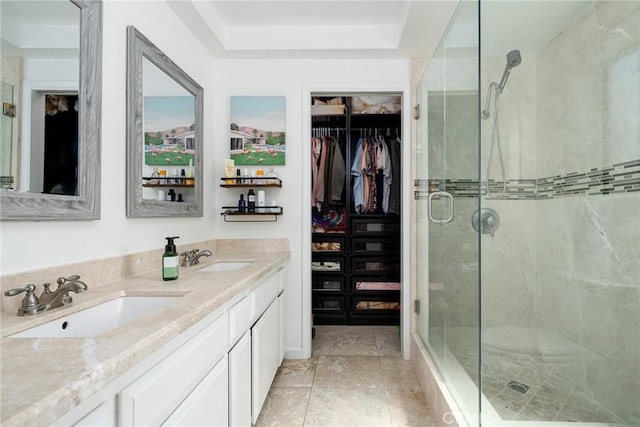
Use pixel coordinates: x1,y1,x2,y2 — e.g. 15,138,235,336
415,0,639,425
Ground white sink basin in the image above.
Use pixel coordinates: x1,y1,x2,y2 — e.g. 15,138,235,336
9,296,181,338
197,262,252,272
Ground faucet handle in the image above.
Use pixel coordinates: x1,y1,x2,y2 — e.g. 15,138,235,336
56,275,81,285
4,284,46,316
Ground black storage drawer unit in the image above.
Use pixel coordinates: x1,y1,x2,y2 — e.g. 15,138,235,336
351,217,400,236
351,257,399,275
313,276,345,292
311,256,344,274
312,235,345,255
351,237,399,256
313,294,345,312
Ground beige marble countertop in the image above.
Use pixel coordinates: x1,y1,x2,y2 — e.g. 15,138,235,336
0,251,290,426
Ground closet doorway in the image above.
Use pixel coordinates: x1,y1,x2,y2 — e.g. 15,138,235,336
308,92,408,357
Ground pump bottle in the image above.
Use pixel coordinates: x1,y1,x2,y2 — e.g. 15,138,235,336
163,236,180,281
247,189,256,213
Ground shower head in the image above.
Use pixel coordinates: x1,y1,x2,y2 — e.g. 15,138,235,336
497,49,522,93
506,50,522,68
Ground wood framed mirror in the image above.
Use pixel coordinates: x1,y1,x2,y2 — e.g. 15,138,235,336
126,26,203,218
0,0,102,220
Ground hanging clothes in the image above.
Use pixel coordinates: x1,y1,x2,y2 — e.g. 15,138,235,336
329,137,345,202
351,138,364,213
387,136,401,215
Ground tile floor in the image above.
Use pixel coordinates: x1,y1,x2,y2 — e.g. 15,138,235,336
255,325,433,427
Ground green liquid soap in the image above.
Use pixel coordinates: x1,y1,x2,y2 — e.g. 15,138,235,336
163,236,180,281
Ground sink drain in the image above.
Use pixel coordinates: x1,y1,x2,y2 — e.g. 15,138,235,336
508,381,530,394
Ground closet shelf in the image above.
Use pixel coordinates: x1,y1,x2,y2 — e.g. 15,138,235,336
219,177,282,187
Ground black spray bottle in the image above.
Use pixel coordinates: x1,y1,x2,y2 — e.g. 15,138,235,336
163,236,180,281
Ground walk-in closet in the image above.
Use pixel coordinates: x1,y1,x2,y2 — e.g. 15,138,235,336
311,94,402,326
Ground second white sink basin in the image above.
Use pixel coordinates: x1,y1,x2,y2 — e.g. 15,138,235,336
197,262,252,272
9,296,182,338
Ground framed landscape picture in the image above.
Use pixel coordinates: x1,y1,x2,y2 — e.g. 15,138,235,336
230,96,286,165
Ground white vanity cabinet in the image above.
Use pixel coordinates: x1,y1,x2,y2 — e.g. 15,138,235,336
50,264,289,427
119,312,229,426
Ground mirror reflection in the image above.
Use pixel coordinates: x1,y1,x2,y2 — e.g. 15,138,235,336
142,58,196,203
0,0,80,195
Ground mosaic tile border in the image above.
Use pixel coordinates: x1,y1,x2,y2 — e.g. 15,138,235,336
414,159,640,200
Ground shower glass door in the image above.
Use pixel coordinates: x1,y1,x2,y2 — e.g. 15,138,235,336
415,0,481,423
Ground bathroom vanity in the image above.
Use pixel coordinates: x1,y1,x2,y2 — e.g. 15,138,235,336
0,248,289,426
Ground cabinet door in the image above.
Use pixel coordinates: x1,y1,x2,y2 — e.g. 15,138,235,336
251,299,280,424
162,357,229,427
229,332,252,427
120,314,228,426
278,290,286,365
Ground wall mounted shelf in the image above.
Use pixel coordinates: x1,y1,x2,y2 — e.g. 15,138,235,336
219,177,282,188
143,177,194,188
221,206,283,222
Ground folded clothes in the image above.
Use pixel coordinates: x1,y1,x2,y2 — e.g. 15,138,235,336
312,261,341,271
355,282,400,290
312,242,341,252
355,301,400,310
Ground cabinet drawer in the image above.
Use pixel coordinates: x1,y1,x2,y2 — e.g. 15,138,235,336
352,237,399,256
312,276,344,292
251,273,279,323
311,235,345,255
352,297,400,314
351,257,399,275
120,313,229,426
229,296,251,346
311,256,343,273
351,217,399,235
352,277,401,292
313,295,345,312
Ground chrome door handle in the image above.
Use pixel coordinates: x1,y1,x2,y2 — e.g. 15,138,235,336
428,191,454,224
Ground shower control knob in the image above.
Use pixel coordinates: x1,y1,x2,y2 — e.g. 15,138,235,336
472,208,500,237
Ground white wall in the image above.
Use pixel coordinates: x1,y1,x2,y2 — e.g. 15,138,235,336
212,59,410,356
0,0,217,274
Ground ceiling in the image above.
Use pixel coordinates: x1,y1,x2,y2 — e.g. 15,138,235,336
167,0,460,59
1,1,596,61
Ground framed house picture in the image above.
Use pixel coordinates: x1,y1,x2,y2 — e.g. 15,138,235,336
230,96,286,165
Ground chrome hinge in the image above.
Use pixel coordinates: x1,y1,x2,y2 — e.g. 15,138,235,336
413,104,420,120
414,299,420,314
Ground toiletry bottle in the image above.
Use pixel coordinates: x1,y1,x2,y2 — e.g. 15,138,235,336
163,236,180,281
180,169,186,185
267,167,279,185
236,168,241,184
167,189,176,201
247,189,256,213
238,194,246,213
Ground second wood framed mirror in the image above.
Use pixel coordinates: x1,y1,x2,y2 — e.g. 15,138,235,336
126,26,203,218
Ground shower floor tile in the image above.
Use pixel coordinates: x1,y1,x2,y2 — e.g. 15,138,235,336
458,348,616,423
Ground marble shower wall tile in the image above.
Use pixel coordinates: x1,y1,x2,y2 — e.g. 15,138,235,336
536,194,640,421
537,1,640,178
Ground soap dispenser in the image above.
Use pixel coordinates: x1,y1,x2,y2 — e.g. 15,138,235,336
163,236,180,281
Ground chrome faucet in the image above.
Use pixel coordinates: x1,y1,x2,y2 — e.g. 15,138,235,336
4,275,88,316
39,275,88,309
181,249,212,267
